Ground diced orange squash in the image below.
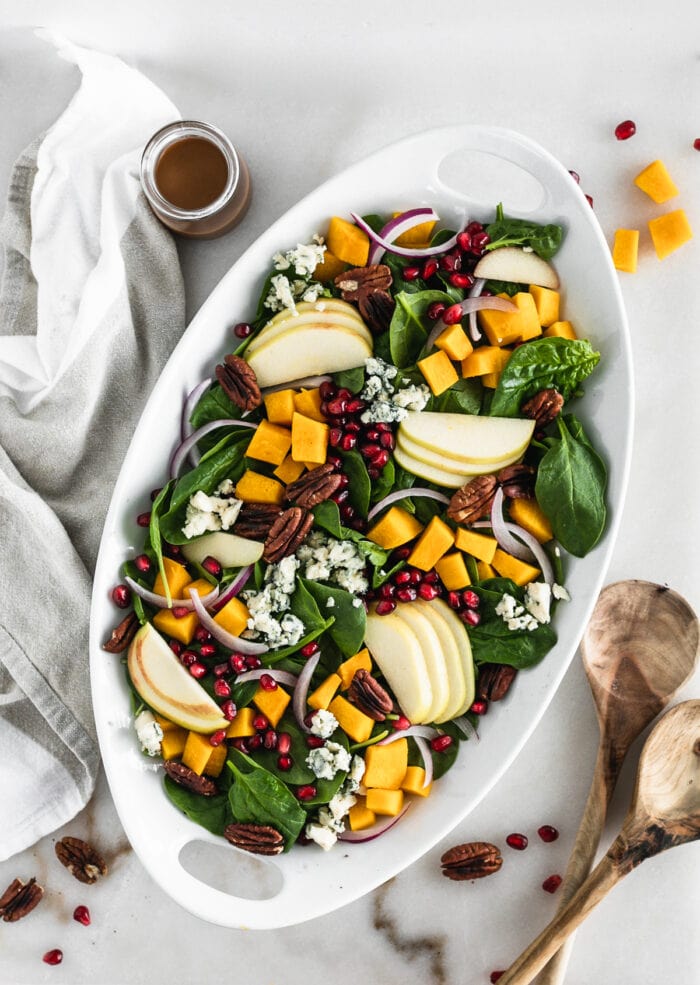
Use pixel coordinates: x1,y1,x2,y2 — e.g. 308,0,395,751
491,548,541,586
337,648,372,690
245,419,292,466
544,320,577,341
648,209,693,260
348,800,377,831
367,505,423,550
153,579,215,644
392,213,437,246
481,371,501,389
154,713,180,733
312,249,347,282
328,695,374,743
408,515,455,571
476,560,497,581
528,285,560,327
205,743,228,777
226,706,256,738
612,229,639,273
435,552,471,590
363,739,408,790
263,388,296,426
401,765,432,797
182,731,216,775
434,324,473,361
293,388,326,423
509,498,553,544
213,596,250,638
273,455,306,484
461,346,511,379
291,412,329,465
365,788,404,817
417,349,459,396
455,527,498,564
253,685,290,728
160,727,188,760
634,159,679,204
326,216,370,266
477,292,540,346
235,470,285,505
307,673,342,711
153,557,192,601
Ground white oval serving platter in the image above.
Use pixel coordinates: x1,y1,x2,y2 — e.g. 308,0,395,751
90,125,633,929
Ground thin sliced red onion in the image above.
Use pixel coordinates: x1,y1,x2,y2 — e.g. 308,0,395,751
188,587,268,655
367,488,450,523
453,715,480,742
472,516,554,585
490,487,533,561
181,378,213,443
125,575,219,611
379,724,438,744
350,212,460,259
367,207,439,264
430,294,515,344
413,735,434,788
234,667,298,688
170,418,258,479
212,564,254,612
467,278,486,342
293,652,321,732
262,375,331,394
338,806,410,843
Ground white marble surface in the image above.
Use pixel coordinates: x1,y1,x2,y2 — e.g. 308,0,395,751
1,2,699,982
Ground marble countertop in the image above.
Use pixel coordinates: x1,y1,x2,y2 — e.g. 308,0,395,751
1,2,699,982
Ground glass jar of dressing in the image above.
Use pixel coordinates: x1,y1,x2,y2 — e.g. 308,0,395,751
140,120,251,238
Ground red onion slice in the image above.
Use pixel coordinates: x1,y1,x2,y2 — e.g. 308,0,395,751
293,652,321,732
473,510,555,586
212,564,254,611
367,207,439,264
430,294,515,344
125,575,219,611
467,278,486,342
234,667,298,688
350,212,460,259
453,715,480,743
170,419,258,479
262,375,331,394
188,587,268,655
338,806,410,843
367,487,450,523
413,735,434,788
489,487,533,561
379,725,438,744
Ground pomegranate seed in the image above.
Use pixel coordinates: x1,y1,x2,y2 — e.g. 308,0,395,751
471,231,490,253
172,605,190,619
462,589,480,608
461,609,481,627
340,504,356,522
134,554,151,573
430,734,453,753
361,442,381,458
306,734,325,748
248,733,263,751
169,640,183,656
180,650,197,667
568,169,580,183
189,662,207,679
393,715,411,731
137,511,151,527
229,653,246,673
199,644,217,658
245,655,262,669
442,303,463,325
470,699,488,715
408,568,422,585
263,729,278,750
402,266,421,281
300,641,319,658
73,904,90,926
614,119,636,140
214,679,231,697
376,599,397,617
392,546,411,561
394,569,412,586
326,397,348,416
447,590,462,610
234,321,253,338
490,973,505,983
194,625,211,643
339,433,357,452
231,737,249,753
542,874,562,894
449,272,472,289
379,430,395,450
379,583,396,600
253,713,269,731
327,453,343,469
375,422,392,432
466,221,484,236
371,449,390,469
396,587,417,603
418,583,439,601
332,488,349,505
506,832,528,851
209,729,226,747
336,388,352,402
538,824,559,843
296,784,317,801
150,487,163,501
422,259,439,279
277,732,292,755
43,949,63,966
222,700,237,721
694,138,700,151
346,397,366,414
320,380,336,400
277,753,293,771
329,427,343,448
456,230,472,251
439,253,457,272
345,422,361,436
423,570,438,584
202,556,223,578
111,584,131,608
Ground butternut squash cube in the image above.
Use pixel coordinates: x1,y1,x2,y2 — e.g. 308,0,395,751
213,596,250,638
291,412,329,465
263,388,296,426
528,285,560,327
367,505,423,550
154,713,180,733
461,346,511,379
477,292,540,346
235,470,285,505
273,455,306,484
634,159,679,204
153,557,192,601
417,349,459,396
408,515,455,571
348,800,377,831
365,787,404,817
434,324,473,361
363,739,408,790
476,560,497,581
245,420,292,466
543,320,577,341
455,527,498,564
328,695,374,743
491,548,541,586
226,706,256,738
153,579,215,644
509,498,553,544
253,685,290,728
182,731,216,776
481,371,501,389
612,229,639,273
160,726,188,760
648,209,693,260
401,765,432,797
312,249,347,282
435,552,471,590
392,213,437,246
205,743,228,777
337,648,373,690
293,388,326,423
326,216,370,266
308,673,342,711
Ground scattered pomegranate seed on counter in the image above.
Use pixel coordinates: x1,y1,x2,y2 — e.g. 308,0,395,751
506,832,528,850
542,874,563,893
615,119,637,140
568,169,580,183
42,949,63,966
111,584,131,608
490,973,505,984
694,138,700,151
73,904,90,926
538,824,559,843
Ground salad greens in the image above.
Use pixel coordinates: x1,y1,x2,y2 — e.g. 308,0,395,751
485,203,564,259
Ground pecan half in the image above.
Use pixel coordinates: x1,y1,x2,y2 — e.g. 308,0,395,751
263,507,313,563
440,841,503,881
477,663,518,702
447,474,498,525
496,463,536,500
348,669,394,721
334,264,392,301
0,877,44,922
55,837,108,884
521,388,564,430
224,823,284,856
358,290,395,335
215,354,262,412
102,611,140,653
235,502,283,540
163,761,220,796
284,463,343,509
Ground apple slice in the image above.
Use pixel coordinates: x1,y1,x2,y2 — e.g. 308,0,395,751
128,623,228,733
364,609,433,724
393,603,450,723
246,324,372,388
246,300,372,354
417,601,468,724
394,441,467,488
431,598,475,718
400,411,535,465
181,531,264,568
473,246,559,289
397,431,520,477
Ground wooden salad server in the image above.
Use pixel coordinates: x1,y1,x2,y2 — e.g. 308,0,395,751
532,580,699,985
497,698,700,985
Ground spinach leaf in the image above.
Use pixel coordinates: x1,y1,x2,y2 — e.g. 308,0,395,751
190,384,242,431
340,527,390,569
163,777,231,835
256,717,349,805
485,206,564,260
300,578,366,657
469,576,557,668
228,753,306,849
489,337,600,417
535,415,607,557
433,377,483,416
265,618,335,663
340,448,371,517
289,579,328,635
370,458,395,503
333,366,365,394
389,290,453,368
312,499,343,538
148,482,173,604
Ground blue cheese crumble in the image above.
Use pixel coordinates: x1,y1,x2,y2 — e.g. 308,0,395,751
182,479,242,539
134,710,163,757
242,555,305,648
497,581,571,631
304,786,359,850
305,740,351,780
309,709,338,739
360,356,429,424
296,531,369,594
264,236,329,314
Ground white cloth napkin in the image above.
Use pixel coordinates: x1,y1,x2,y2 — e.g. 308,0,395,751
0,33,185,860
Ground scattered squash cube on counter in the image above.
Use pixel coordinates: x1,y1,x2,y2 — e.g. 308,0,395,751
634,159,679,204
648,209,693,259
612,228,639,273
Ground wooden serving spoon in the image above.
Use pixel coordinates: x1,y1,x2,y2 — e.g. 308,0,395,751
533,580,699,984
497,699,700,985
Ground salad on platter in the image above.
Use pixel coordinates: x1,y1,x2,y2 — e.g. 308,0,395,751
105,203,607,855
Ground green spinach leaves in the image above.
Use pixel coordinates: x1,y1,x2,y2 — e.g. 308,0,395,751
490,337,600,418
485,205,564,260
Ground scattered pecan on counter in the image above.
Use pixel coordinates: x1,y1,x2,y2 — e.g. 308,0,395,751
0,877,44,922
55,837,108,884
440,842,503,881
